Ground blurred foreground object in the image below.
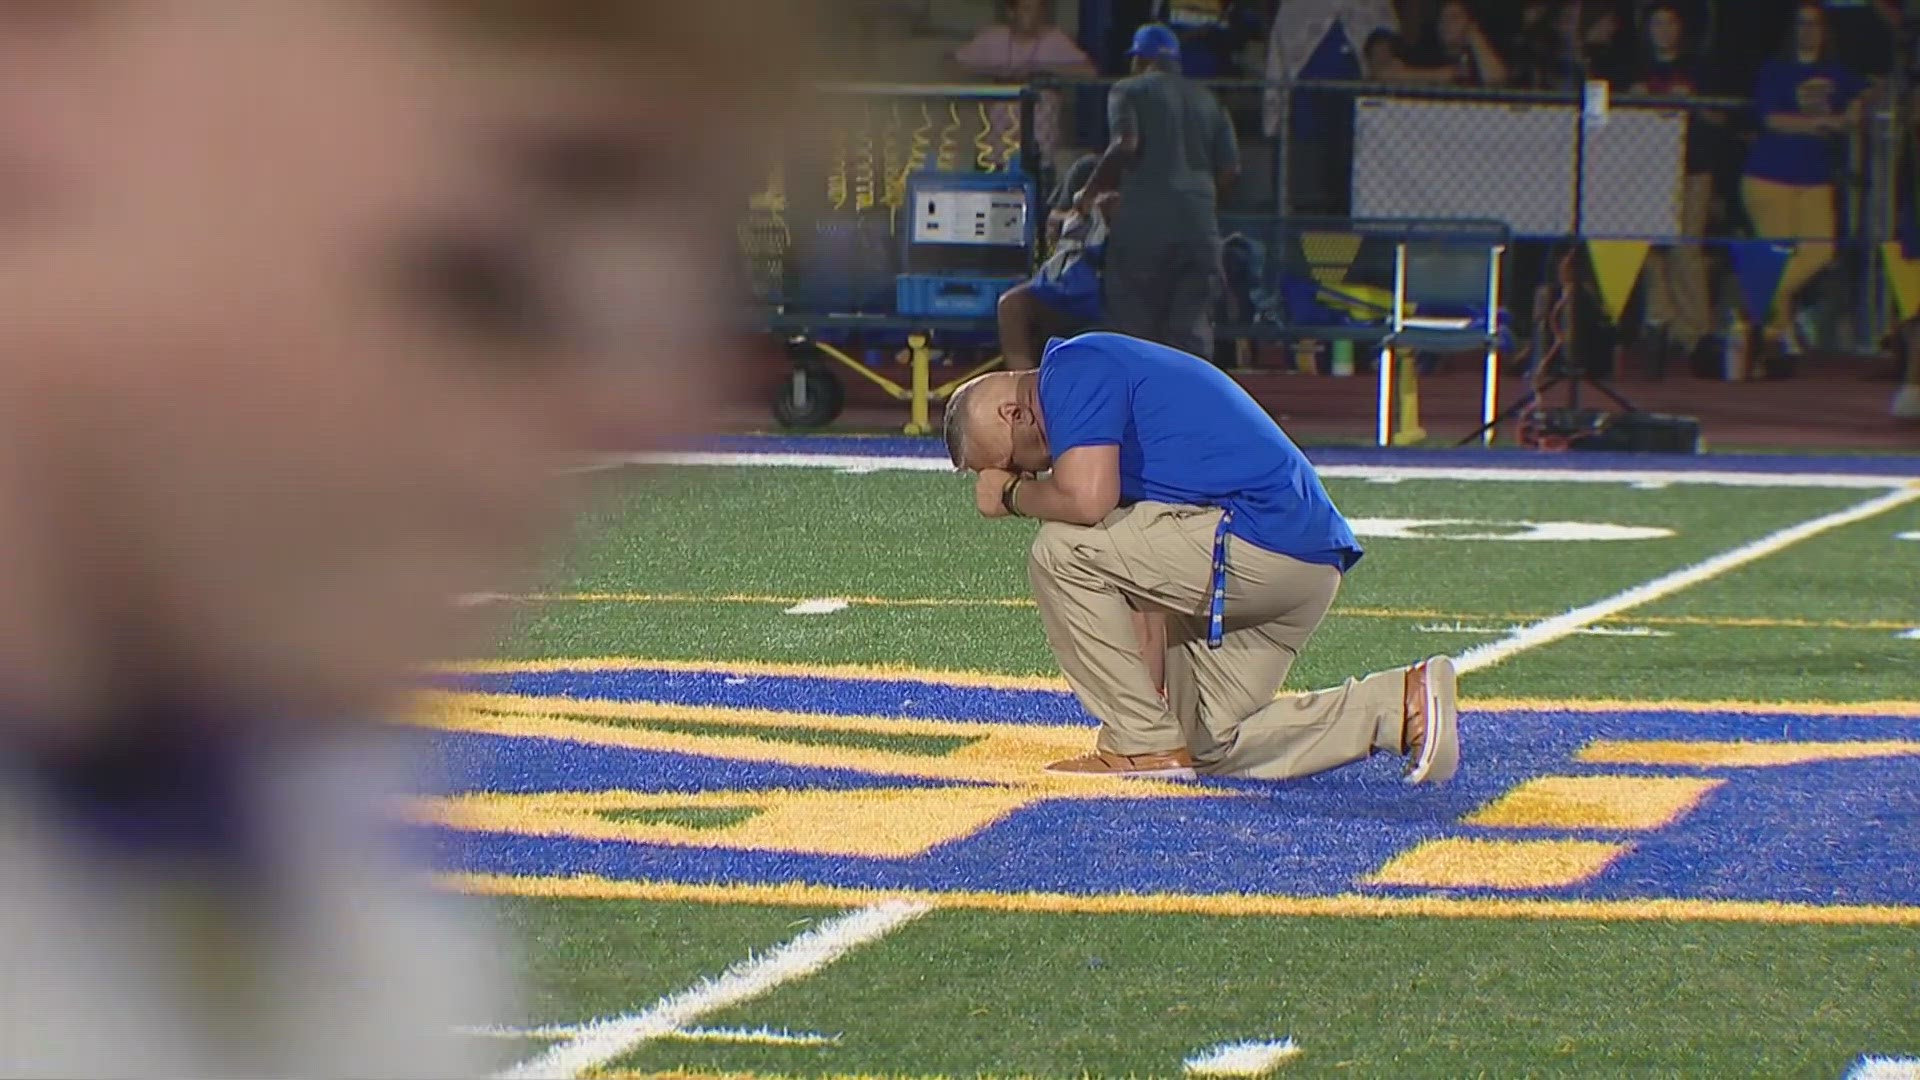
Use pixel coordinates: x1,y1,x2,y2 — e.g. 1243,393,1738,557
0,1,816,1075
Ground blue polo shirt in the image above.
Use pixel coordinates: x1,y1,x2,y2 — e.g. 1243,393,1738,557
1037,332,1363,571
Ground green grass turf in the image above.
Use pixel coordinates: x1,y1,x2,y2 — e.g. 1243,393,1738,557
602,807,765,830
468,463,1920,1078
499,467,1912,699
547,471,1861,614
477,899,1920,1079
1640,502,1920,625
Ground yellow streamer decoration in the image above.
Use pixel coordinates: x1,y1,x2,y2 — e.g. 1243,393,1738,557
936,102,962,173
826,125,848,211
852,102,877,212
974,101,996,173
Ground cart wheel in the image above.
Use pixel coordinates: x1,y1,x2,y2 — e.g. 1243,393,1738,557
771,363,844,429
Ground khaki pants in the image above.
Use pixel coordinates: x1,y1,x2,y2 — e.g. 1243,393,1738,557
1643,172,1714,349
1741,176,1836,334
1026,502,1407,781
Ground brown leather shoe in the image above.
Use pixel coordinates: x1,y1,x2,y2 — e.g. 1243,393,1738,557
1044,748,1198,779
1402,655,1460,785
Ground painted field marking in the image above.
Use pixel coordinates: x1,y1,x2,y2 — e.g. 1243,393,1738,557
783,598,850,616
498,900,932,1080
600,451,1915,490
496,593,1919,633
1349,518,1672,542
448,871,1920,926
1416,621,1671,638
1184,1039,1302,1076
1899,531,1920,541
1454,486,1920,675
429,656,1920,716
460,1024,836,1047
1901,629,1920,641
1848,1057,1920,1080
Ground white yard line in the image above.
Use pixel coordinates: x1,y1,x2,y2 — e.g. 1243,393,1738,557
1184,1039,1302,1076
460,1024,836,1047
1454,486,1920,675
587,451,1916,490
498,901,932,1080
784,598,852,616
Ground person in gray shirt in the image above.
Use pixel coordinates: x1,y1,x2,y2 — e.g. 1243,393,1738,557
1077,22,1240,360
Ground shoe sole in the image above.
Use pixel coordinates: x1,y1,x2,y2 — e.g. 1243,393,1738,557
1405,655,1460,786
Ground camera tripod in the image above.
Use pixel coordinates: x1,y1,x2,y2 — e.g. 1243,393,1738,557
1456,70,1639,447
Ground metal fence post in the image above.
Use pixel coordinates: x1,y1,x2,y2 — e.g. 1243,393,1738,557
1274,71,1291,219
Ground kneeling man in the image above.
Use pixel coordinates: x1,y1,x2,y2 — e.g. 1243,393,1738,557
945,332,1459,783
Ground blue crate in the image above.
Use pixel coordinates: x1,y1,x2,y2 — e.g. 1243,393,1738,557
896,274,1022,318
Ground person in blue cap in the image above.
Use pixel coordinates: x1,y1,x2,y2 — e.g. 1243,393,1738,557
1076,23,1240,363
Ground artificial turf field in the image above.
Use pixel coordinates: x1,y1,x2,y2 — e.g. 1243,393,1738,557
422,440,1920,1079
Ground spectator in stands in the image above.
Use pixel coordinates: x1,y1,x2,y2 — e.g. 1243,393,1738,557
1262,0,1401,214
1822,0,1901,84
1632,0,1713,65
1390,0,1510,86
1633,2,1723,369
1155,0,1271,78
999,155,1108,369
1503,0,1560,87
953,0,1097,169
1079,24,1241,359
1524,0,1633,89
1742,1,1865,358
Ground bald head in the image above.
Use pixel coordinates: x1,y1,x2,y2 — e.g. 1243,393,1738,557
944,371,1013,470
943,370,1050,475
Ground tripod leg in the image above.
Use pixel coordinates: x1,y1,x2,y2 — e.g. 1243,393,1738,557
1454,375,1568,447
1584,377,1639,413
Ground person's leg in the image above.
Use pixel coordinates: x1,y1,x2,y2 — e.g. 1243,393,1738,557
1774,182,1838,338
1160,249,1221,360
997,284,1043,370
1204,664,1415,780
1101,237,1166,341
1742,176,1799,339
1132,606,1168,696
1667,172,1716,350
1027,515,1185,756
1641,245,1679,337
1105,505,1446,781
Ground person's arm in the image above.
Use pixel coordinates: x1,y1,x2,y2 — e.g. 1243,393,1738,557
1008,445,1122,524
975,349,1125,525
1213,105,1241,197
1363,32,1407,80
1465,22,1509,86
1756,64,1834,134
1077,84,1140,208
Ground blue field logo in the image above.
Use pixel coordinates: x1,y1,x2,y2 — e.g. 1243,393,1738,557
416,663,1920,916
